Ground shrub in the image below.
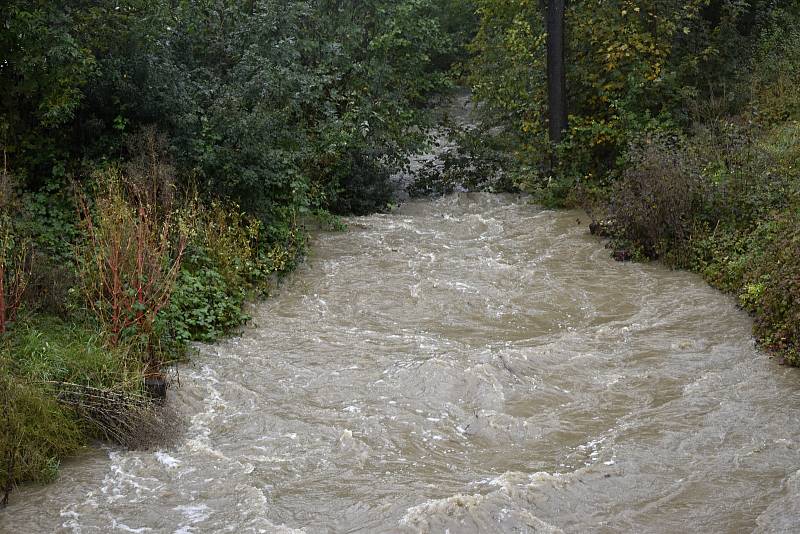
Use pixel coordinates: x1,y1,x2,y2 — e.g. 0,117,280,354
10,172,81,319
76,166,185,362
605,133,705,258
607,118,800,364
163,194,306,345
181,197,263,291
0,162,31,333
17,179,81,266
163,255,248,345
0,219,30,334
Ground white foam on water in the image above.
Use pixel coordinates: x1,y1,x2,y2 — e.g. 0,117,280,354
399,489,562,534
111,520,153,533
155,452,181,468
174,503,212,524
59,507,82,533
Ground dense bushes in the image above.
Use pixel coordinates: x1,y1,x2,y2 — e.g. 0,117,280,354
164,197,301,344
597,120,800,363
467,1,799,197
605,134,704,259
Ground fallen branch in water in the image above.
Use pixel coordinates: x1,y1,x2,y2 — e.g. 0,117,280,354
41,381,182,450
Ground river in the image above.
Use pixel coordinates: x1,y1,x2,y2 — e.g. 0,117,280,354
1,193,798,533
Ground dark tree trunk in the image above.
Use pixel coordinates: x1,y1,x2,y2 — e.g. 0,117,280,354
545,0,568,145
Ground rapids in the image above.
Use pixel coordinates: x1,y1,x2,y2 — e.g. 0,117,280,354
2,193,798,533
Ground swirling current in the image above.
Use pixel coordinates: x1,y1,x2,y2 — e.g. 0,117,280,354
2,193,798,533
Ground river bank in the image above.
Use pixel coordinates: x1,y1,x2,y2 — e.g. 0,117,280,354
464,2,800,367
1,0,464,507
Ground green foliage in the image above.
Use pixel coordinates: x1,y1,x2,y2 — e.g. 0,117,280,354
328,152,395,215
7,315,144,392
0,1,96,183
467,0,792,202
750,9,800,123
3,0,455,236
17,182,80,265
748,209,800,363
150,0,452,228
164,196,306,345
0,170,33,333
164,199,255,344
182,199,264,290
469,0,548,181
430,0,479,71
164,252,248,345
1,359,85,502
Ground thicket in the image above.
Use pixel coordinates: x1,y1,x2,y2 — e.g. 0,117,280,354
467,1,800,364
0,0,463,504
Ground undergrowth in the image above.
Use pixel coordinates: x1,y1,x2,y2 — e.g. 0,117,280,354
0,130,309,505
602,121,800,365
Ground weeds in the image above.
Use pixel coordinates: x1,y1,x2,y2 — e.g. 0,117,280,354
76,167,185,362
0,154,31,333
1,350,84,507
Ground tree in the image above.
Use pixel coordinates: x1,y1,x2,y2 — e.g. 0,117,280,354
544,0,567,145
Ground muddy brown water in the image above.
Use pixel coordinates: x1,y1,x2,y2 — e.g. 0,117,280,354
2,193,799,533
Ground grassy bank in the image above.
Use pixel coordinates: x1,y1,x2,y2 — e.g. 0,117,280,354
0,156,306,505
2,316,144,505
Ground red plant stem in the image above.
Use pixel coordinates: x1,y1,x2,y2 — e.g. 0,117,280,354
136,206,146,330
0,262,6,334
110,241,122,345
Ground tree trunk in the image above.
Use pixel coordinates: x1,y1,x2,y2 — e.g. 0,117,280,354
545,0,568,145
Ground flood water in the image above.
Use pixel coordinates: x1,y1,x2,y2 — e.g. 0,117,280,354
2,193,799,533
